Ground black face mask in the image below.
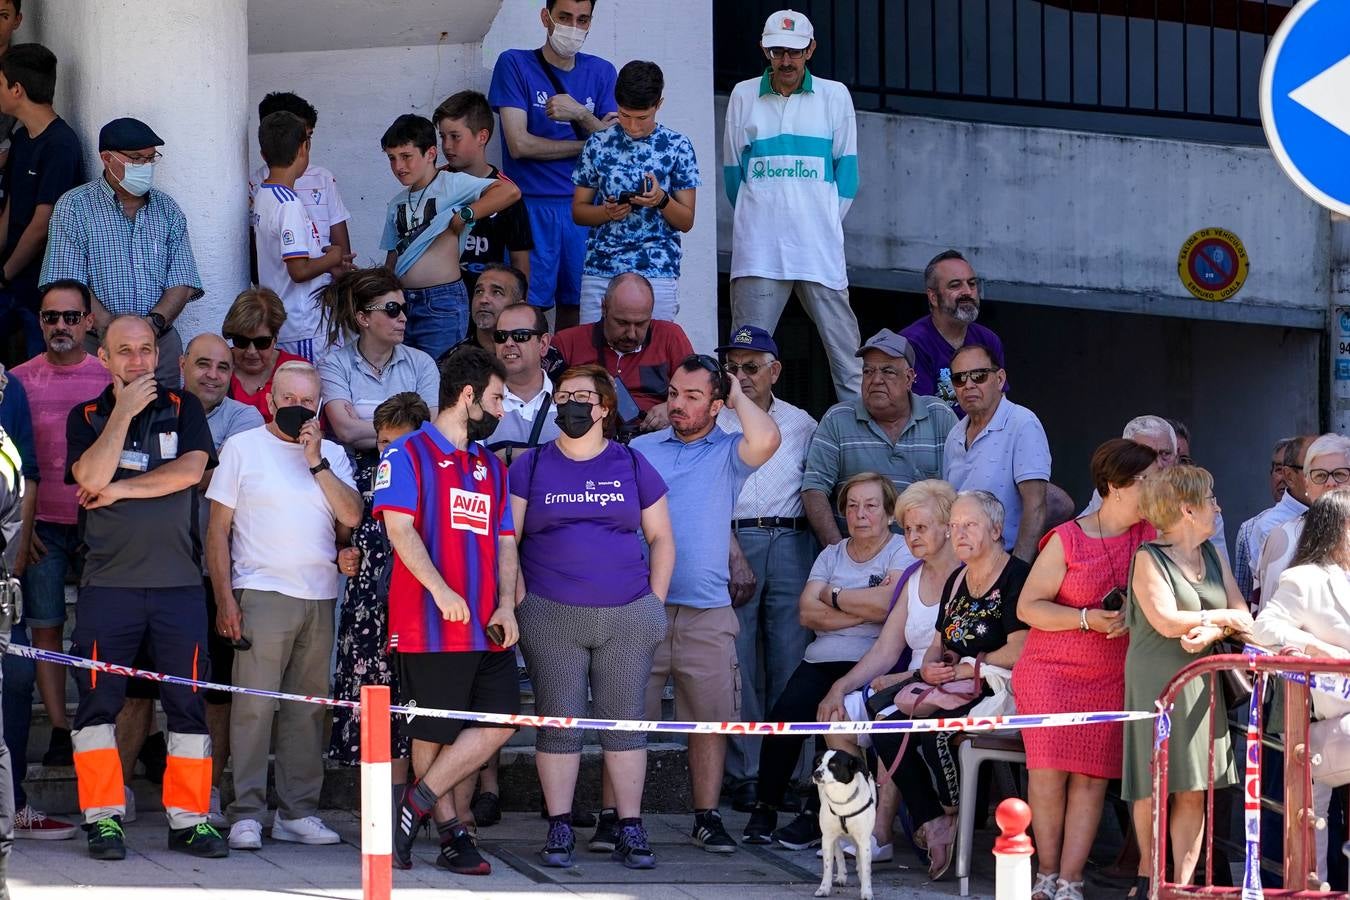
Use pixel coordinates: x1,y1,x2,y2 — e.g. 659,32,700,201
467,405,500,442
274,405,316,440
554,400,595,439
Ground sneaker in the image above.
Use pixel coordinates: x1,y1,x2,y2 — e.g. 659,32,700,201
42,726,73,767
588,808,619,852
540,820,575,867
228,818,263,850
815,834,894,863
168,822,229,858
87,816,126,860
122,785,138,824
393,782,431,870
772,811,822,850
691,810,737,854
729,780,758,813
207,787,227,828
272,815,341,845
742,803,777,845
138,731,168,784
470,791,501,828
612,822,656,869
436,827,491,875
13,805,77,840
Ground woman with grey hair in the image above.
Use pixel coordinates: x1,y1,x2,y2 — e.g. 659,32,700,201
869,489,1031,879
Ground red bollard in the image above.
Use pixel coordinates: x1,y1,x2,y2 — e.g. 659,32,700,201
361,685,392,900
993,797,1035,900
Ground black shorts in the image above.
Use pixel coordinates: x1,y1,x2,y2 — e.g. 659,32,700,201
203,579,234,705
395,650,519,745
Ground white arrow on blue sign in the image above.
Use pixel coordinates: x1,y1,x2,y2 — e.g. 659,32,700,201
1260,0,1350,217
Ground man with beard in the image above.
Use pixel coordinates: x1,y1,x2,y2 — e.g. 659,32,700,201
632,355,780,854
900,249,1007,413
441,264,564,378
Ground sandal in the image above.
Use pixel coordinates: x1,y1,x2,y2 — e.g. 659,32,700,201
1053,878,1084,900
1031,871,1060,900
923,814,957,881
1125,875,1150,899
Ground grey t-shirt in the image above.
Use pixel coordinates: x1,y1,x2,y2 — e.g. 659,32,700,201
804,532,914,663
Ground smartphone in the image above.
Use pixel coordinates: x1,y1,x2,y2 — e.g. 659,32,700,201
232,635,253,651
1100,587,1125,611
486,623,506,645
615,190,637,205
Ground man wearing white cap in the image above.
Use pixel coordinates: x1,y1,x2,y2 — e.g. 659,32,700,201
723,10,862,403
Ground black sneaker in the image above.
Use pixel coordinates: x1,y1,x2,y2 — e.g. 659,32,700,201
87,816,126,860
612,821,656,869
436,828,491,875
729,780,758,813
138,732,168,784
691,810,737,854
168,822,229,858
742,802,777,844
43,726,73,767
772,810,822,850
588,808,619,852
393,783,431,870
539,820,575,867
470,791,501,828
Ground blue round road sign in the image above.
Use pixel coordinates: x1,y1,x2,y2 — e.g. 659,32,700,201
1260,0,1350,217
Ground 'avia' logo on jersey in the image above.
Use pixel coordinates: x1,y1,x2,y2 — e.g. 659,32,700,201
449,488,491,535
750,158,820,180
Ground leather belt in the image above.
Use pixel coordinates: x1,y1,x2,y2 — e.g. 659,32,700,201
732,516,808,531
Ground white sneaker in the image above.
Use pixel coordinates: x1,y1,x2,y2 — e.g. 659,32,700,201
816,834,894,863
228,818,263,850
271,814,341,845
207,787,227,827
122,785,138,824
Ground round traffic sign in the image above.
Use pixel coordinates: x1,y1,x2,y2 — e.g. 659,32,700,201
1177,228,1249,302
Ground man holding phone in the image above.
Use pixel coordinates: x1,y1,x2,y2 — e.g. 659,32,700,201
206,360,360,851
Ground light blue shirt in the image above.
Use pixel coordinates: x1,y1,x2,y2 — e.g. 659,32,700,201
317,340,440,424
380,171,495,278
631,425,756,608
943,397,1052,550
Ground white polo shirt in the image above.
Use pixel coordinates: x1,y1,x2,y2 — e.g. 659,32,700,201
717,395,817,519
943,397,1052,550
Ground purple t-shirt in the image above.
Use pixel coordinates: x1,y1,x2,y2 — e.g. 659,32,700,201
899,315,1007,412
510,441,668,606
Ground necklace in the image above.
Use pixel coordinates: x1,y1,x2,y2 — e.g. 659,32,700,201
407,180,433,227
1161,543,1204,582
358,340,394,376
963,552,1007,597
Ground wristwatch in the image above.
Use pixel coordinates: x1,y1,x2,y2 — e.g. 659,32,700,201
656,191,671,210
830,586,843,610
456,206,476,225
145,311,168,337
309,458,331,476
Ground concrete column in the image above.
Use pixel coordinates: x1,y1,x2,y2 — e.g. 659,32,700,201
34,0,250,341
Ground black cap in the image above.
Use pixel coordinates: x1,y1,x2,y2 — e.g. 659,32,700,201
98,117,164,153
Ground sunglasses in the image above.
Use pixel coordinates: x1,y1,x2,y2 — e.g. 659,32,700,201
683,353,731,399
39,310,87,326
1308,468,1350,486
950,367,998,386
364,301,409,319
225,333,275,351
723,361,766,376
493,328,543,344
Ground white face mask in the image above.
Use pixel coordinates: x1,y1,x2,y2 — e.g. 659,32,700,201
547,14,587,57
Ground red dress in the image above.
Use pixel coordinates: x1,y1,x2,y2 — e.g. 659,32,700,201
1012,518,1155,778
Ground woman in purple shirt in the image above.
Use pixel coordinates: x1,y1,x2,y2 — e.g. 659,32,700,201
509,364,674,871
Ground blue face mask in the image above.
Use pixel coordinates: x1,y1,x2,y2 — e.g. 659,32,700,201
115,157,154,196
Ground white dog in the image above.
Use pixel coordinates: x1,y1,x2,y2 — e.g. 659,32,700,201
813,749,876,899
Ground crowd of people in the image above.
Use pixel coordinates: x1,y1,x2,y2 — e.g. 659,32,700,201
0,2,1343,899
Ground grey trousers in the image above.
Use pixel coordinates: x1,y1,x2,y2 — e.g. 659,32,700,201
730,276,862,401
227,589,334,822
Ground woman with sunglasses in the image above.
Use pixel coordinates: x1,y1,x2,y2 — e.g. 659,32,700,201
509,364,674,870
223,287,309,423
316,267,439,469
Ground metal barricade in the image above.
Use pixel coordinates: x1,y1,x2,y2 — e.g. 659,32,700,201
1151,652,1350,898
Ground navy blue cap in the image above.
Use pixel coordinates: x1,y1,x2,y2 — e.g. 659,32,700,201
717,324,779,358
98,117,164,153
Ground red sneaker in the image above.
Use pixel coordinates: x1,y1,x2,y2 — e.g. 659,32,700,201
14,805,77,840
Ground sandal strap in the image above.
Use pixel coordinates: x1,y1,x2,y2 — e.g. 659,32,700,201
1054,879,1085,900
1031,871,1060,900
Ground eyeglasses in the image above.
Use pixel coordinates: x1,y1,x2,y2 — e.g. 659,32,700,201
766,47,806,59
225,333,275,351
1272,461,1304,473
950,367,998,386
116,150,163,164
1308,468,1350,485
554,389,601,404
364,301,409,319
39,310,87,326
493,328,543,344
723,361,765,376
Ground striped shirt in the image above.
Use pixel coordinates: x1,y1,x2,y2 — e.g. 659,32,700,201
372,422,514,654
717,396,817,519
40,176,202,315
803,394,956,503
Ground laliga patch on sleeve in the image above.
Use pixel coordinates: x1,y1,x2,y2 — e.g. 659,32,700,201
282,229,296,246
374,460,392,490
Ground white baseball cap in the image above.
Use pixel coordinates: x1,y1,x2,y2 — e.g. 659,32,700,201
761,9,814,50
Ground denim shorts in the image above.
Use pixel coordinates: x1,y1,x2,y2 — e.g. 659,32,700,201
20,520,81,629
403,280,468,362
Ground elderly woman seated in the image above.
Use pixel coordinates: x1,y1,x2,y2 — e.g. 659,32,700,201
742,472,914,851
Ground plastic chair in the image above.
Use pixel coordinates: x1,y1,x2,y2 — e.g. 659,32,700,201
956,732,1026,897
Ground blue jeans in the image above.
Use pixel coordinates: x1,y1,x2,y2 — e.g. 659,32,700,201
725,526,815,785
20,521,80,629
2,623,33,811
404,280,468,362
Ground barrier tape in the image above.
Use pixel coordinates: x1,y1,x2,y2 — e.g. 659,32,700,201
4,643,1163,735
1242,644,1350,700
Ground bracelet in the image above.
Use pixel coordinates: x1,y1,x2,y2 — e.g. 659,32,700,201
1079,607,1090,632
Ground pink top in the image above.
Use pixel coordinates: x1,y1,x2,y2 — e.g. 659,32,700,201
10,353,111,525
